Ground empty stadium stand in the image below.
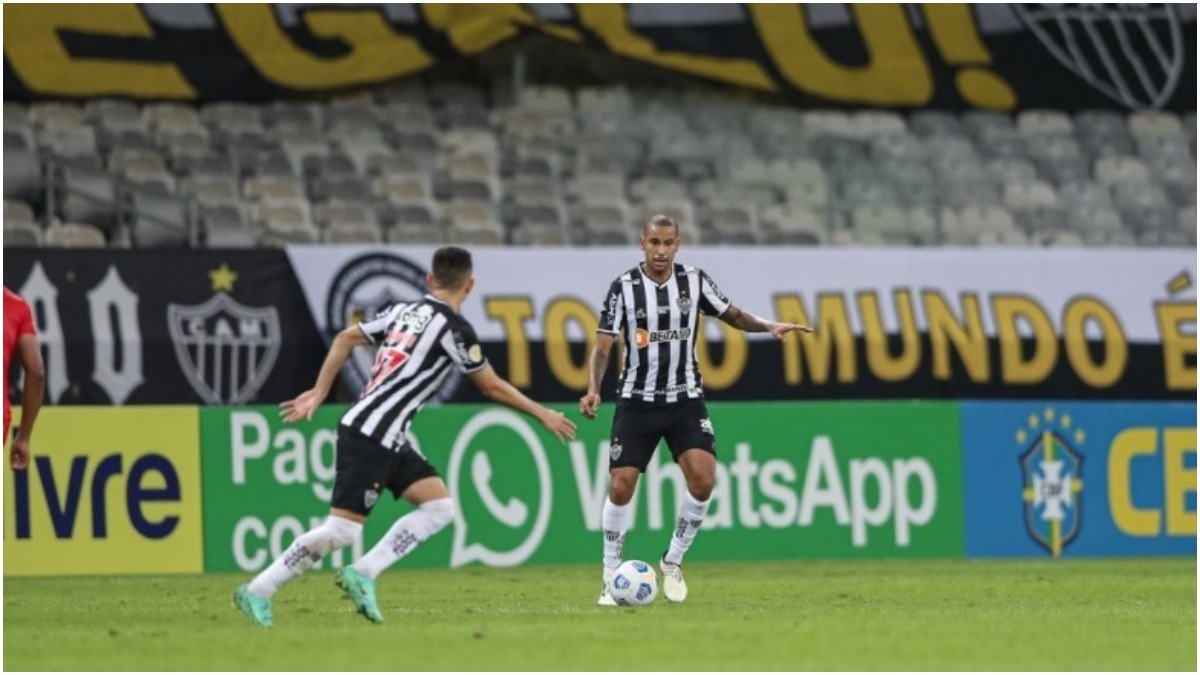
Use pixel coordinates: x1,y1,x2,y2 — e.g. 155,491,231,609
4,86,1196,248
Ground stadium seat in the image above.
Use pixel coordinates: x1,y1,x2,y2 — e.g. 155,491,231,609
202,205,257,248
1094,156,1151,185
1058,181,1114,210
1111,181,1171,211
1067,205,1125,238
44,222,107,247
4,219,42,247
254,202,319,245
4,144,42,203
760,204,824,245
1003,181,1058,209
962,111,1014,141
1075,110,1128,140
1128,111,1185,139
699,201,760,244
850,205,912,244
985,158,1039,184
1017,109,1074,137
909,110,964,138
128,188,190,247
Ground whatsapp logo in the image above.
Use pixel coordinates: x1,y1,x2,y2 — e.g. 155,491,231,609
447,409,552,568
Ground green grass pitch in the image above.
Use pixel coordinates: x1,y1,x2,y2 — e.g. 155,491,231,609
4,558,1194,671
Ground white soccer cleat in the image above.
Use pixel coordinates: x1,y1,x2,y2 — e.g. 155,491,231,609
660,558,687,603
596,566,618,606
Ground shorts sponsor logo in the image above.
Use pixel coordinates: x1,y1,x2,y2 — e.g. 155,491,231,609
1019,407,1084,557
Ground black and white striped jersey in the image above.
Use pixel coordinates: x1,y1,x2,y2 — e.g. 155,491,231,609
597,262,731,402
341,294,487,449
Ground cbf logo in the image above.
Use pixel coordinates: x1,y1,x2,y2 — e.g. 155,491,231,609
1018,407,1085,557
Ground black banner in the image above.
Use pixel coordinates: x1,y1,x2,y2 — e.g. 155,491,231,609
4,248,1194,405
4,4,1195,111
453,338,1194,404
3,249,326,406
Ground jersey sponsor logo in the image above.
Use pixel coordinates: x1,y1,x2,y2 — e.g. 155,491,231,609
167,292,281,404
398,304,434,333
634,327,693,349
1019,408,1084,557
325,252,460,402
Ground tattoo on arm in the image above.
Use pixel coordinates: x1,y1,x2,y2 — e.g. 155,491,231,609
588,338,613,392
719,305,771,333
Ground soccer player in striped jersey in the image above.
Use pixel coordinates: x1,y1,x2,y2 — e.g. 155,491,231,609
579,215,812,605
235,247,576,627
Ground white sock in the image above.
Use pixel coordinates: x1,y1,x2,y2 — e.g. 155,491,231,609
665,491,710,566
248,515,362,598
354,498,455,579
601,497,631,570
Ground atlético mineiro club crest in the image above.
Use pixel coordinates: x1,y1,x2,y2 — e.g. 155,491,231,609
1018,408,1085,557
167,292,281,404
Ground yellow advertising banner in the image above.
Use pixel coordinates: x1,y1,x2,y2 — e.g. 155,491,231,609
4,407,203,576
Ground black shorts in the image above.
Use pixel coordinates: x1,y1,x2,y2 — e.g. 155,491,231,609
330,425,440,516
608,398,716,472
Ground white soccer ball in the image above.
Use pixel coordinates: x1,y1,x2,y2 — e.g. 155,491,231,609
610,560,658,606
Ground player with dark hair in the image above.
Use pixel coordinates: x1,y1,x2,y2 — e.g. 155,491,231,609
4,287,43,472
235,246,576,627
580,215,812,605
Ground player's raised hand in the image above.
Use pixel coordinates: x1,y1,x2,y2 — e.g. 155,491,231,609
768,322,813,340
540,409,577,443
280,388,323,423
579,392,601,420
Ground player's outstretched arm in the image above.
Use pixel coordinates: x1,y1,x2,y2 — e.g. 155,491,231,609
579,332,615,420
281,326,369,423
717,304,813,340
469,365,577,443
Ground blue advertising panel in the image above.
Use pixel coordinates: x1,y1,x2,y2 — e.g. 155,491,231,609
963,402,1195,557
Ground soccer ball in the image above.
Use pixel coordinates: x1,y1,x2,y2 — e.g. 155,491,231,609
610,560,658,606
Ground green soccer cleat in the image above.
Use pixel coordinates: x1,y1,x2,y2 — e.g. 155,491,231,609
233,584,273,628
336,567,384,624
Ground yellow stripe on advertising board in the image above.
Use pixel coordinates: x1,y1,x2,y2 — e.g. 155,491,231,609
4,407,203,576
